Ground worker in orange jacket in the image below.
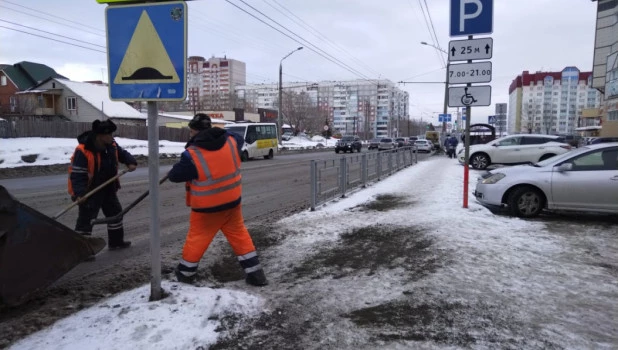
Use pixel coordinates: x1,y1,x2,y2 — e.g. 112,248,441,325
68,119,137,251
168,114,268,286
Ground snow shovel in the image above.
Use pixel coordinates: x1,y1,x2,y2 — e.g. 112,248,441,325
0,185,106,306
90,174,169,226
52,169,130,220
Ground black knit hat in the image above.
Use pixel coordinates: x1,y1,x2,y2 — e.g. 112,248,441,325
188,113,212,131
92,119,117,134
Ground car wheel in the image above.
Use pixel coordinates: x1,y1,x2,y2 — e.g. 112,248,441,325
470,153,490,170
508,186,545,218
263,149,274,159
335,149,340,154
539,154,555,161
241,151,249,162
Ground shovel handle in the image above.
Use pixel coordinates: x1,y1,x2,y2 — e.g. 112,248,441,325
53,169,130,220
90,174,169,226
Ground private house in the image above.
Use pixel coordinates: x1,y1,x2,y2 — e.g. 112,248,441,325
16,78,145,125
0,61,66,114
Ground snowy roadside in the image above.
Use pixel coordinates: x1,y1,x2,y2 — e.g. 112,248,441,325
10,156,618,349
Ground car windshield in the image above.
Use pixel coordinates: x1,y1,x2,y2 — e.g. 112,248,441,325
381,138,392,142
341,137,355,141
534,146,590,167
415,140,426,144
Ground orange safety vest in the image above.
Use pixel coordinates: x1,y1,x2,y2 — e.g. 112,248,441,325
68,143,119,196
185,137,242,210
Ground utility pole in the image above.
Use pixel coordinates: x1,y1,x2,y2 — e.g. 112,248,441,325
278,47,303,143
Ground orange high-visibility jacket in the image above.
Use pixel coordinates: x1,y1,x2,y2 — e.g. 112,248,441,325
185,137,242,210
68,143,119,197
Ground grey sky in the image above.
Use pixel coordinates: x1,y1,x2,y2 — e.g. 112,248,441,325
0,0,598,125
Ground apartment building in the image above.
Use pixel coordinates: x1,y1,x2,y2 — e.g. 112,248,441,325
591,0,618,137
507,67,601,135
186,56,246,110
235,82,318,113
236,79,408,138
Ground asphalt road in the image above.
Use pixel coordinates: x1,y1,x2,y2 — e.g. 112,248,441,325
3,149,430,283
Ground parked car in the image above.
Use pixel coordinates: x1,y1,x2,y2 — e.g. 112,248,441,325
414,139,433,153
378,138,395,151
281,132,293,141
368,138,381,150
335,135,362,153
590,137,618,144
474,143,618,218
394,137,408,148
458,134,572,170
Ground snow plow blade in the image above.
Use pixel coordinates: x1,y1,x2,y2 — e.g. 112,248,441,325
0,185,106,306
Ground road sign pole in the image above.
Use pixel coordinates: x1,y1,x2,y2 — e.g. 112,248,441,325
463,36,473,209
442,61,449,133
147,101,162,301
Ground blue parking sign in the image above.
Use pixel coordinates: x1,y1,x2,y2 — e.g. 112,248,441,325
450,0,493,37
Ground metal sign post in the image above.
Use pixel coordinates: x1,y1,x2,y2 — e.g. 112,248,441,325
449,0,494,209
104,1,187,301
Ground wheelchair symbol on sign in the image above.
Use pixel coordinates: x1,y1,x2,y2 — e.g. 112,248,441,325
461,87,477,106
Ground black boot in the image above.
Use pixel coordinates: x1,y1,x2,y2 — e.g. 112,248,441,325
175,263,196,284
246,269,268,286
109,241,131,251
107,219,130,251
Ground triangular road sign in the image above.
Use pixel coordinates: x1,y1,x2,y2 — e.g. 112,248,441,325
113,10,179,84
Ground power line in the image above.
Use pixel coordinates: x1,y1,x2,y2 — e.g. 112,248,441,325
263,0,381,77
225,0,380,85
233,0,373,81
0,26,106,53
423,0,446,66
415,0,445,67
0,0,105,33
0,19,105,48
0,4,105,37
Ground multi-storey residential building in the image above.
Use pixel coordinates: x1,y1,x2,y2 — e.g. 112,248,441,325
235,82,318,113
591,0,618,137
236,79,408,138
507,67,601,135
186,56,246,110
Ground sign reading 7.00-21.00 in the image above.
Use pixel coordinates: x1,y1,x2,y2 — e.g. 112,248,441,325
448,61,492,84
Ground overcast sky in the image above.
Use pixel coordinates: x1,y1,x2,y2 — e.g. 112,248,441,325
0,0,598,125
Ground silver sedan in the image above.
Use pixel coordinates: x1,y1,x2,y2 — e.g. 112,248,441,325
474,143,618,218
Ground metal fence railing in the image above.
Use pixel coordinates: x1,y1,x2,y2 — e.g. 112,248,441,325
310,147,418,210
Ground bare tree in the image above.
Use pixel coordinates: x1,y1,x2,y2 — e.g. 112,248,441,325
16,95,37,115
278,91,318,134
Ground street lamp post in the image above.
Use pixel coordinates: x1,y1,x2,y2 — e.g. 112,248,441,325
278,47,303,143
421,41,448,134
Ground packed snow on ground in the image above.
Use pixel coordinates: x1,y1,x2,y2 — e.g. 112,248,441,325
10,154,617,349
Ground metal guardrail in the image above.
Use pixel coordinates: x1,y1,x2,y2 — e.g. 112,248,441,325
310,147,418,210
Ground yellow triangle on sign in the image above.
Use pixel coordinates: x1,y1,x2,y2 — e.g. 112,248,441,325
113,10,180,84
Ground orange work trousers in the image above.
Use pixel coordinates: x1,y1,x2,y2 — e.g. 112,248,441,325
182,205,256,263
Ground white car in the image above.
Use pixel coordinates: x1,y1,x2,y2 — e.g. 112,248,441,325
378,138,395,151
474,143,618,218
414,139,433,153
458,134,572,170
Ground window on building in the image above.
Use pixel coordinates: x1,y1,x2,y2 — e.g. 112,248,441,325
66,97,76,110
1,75,6,86
609,111,618,121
